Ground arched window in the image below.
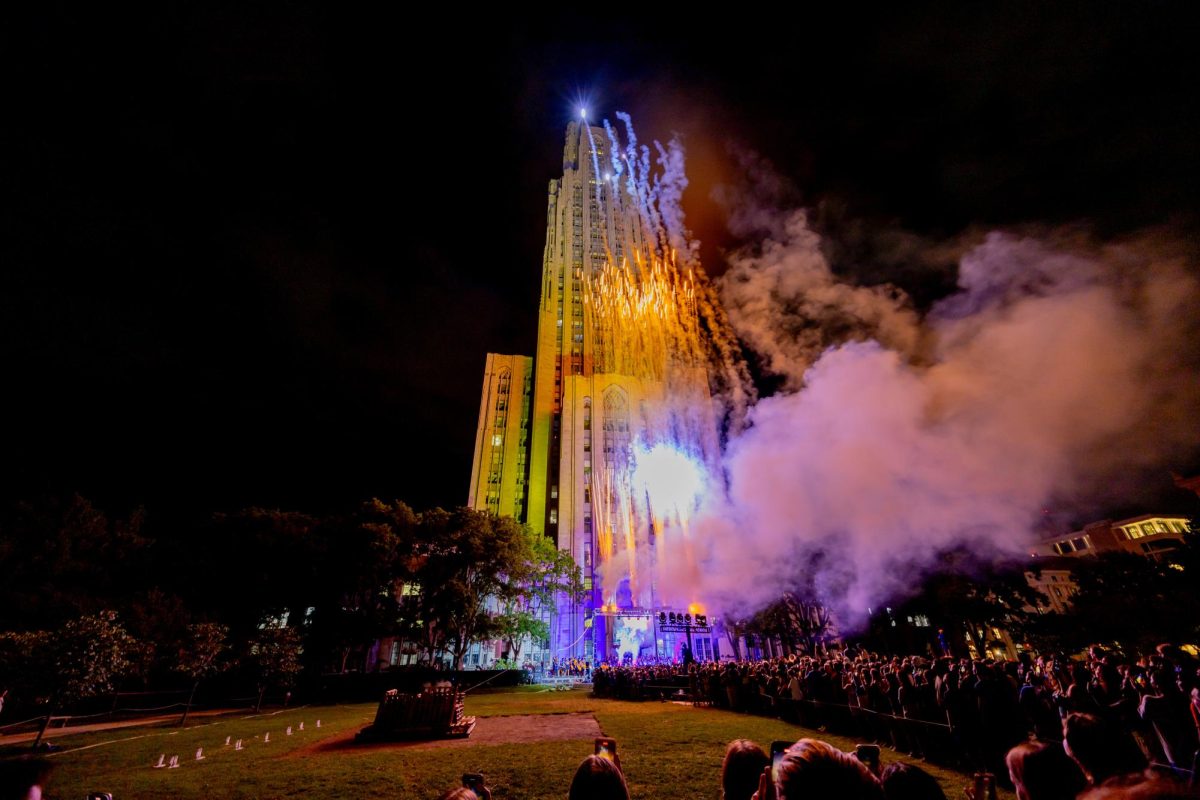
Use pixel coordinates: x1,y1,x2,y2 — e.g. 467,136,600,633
602,387,631,471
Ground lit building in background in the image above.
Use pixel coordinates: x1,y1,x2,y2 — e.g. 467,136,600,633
1023,556,1079,615
1032,514,1193,560
467,354,533,521
468,118,724,665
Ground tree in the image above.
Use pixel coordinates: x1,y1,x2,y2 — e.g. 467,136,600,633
1047,538,1200,656
0,495,149,631
901,551,1045,658
493,530,582,664
247,626,303,712
411,509,519,669
494,609,547,663
0,611,138,749
723,618,748,662
191,508,321,637
739,592,836,658
174,623,231,725
408,509,583,670
122,588,193,686
782,594,836,654
305,499,418,673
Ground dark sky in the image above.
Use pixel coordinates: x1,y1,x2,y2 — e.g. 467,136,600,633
4,6,1198,517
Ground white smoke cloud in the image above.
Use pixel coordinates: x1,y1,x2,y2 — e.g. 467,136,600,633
719,208,921,386
692,203,1200,627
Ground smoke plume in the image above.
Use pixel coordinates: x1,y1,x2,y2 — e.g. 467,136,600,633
691,173,1200,627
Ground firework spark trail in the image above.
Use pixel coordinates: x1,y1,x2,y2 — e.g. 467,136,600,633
583,122,605,207
602,120,624,180
577,113,743,611
653,139,699,265
615,112,663,257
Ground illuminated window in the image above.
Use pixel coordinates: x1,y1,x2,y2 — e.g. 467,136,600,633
492,434,502,446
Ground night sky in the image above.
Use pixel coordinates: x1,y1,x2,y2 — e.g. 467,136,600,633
4,7,1198,518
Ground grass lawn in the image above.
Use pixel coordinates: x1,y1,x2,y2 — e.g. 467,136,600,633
8,687,1000,799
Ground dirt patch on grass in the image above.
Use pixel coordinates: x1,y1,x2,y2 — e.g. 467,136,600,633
287,712,602,758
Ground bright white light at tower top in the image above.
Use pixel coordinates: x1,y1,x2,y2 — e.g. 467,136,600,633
580,107,588,119
632,443,706,516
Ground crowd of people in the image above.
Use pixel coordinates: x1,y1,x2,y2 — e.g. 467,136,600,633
7,644,1198,799
437,729,1197,800
436,641,1200,798
591,644,1200,780
547,657,593,678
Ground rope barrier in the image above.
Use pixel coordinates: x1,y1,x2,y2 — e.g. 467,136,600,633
115,703,188,713
0,715,49,733
53,710,115,721
1,699,233,734
461,669,517,694
772,696,954,730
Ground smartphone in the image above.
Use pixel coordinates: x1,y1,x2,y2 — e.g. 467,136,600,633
855,744,881,773
770,740,792,782
594,737,618,762
462,773,485,793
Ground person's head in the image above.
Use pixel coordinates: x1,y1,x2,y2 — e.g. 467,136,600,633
568,755,630,800
1062,713,1148,784
879,762,947,800
1006,742,1088,800
721,739,769,800
1077,773,1195,800
0,759,52,800
437,790,477,800
776,739,884,800
1147,669,1175,695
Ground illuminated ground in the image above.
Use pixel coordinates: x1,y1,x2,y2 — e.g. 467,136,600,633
5,687,1003,800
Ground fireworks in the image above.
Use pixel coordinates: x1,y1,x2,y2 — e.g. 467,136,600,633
578,120,725,611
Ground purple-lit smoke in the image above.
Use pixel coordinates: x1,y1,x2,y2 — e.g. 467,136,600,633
688,201,1200,627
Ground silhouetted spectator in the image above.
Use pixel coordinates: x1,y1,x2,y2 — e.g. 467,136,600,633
437,790,478,800
1063,712,1148,786
1005,742,1087,800
568,755,630,800
1139,670,1199,769
723,739,770,800
1019,674,1062,742
775,739,884,800
880,762,948,800
0,759,52,800
1078,773,1198,800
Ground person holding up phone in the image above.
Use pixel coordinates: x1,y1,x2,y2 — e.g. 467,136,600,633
855,744,882,776
569,742,630,800
752,739,883,800
437,773,492,800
